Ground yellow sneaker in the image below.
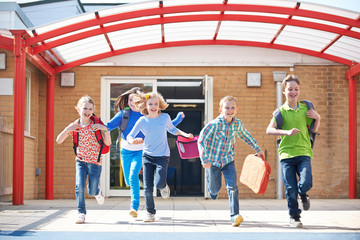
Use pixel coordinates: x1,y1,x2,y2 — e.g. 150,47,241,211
129,209,138,218
231,215,244,227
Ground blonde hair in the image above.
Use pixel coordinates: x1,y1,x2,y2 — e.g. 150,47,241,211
76,95,95,109
282,75,300,90
219,96,237,108
133,91,168,115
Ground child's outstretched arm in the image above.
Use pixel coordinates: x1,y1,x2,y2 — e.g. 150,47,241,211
237,123,265,160
266,118,300,136
175,129,193,139
126,120,144,145
106,110,123,132
172,112,185,127
56,122,79,144
197,123,215,169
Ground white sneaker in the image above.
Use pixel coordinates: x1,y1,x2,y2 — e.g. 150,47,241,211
95,188,104,205
75,213,86,224
129,209,138,218
143,212,155,222
160,184,170,199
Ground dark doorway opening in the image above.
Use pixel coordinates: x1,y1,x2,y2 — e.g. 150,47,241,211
158,79,204,196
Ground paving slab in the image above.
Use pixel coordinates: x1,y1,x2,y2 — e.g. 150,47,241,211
0,197,359,240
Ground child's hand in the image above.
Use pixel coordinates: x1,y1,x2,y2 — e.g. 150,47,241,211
287,128,300,136
66,122,80,133
306,108,321,120
187,133,194,139
202,162,211,169
255,150,265,160
180,112,185,118
131,138,144,145
92,124,108,132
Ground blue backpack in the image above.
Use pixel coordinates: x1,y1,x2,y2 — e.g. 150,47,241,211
273,100,317,148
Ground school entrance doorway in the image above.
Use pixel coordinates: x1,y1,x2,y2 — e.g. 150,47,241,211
100,76,213,197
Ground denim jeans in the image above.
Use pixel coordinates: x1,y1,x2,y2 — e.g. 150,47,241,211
142,154,169,214
75,160,102,214
120,148,143,211
206,161,239,217
281,156,313,217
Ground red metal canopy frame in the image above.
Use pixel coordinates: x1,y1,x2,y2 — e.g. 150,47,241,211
1,1,359,204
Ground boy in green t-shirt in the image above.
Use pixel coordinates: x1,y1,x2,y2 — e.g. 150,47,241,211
266,75,321,228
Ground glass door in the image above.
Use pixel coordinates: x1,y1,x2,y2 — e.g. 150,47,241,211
100,77,156,196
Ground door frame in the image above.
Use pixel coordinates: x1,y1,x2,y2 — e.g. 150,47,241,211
100,75,213,197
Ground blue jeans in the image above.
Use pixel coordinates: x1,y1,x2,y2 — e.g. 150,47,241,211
206,161,239,217
75,160,102,214
281,156,313,217
142,154,169,214
120,148,143,211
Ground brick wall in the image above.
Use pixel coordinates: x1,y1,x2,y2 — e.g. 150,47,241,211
0,50,47,200
1,57,358,201
50,65,358,199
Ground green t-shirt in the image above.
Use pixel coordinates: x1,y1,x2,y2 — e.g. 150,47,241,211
274,102,314,160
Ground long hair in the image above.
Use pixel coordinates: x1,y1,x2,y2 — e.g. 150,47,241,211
133,91,169,116
113,87,144,113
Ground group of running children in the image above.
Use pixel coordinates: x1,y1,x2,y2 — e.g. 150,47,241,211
56,74,321,228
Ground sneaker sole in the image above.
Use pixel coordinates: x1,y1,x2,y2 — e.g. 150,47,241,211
290,223,303,228
232,215,244,227
143,219,155,222
75,217,85,224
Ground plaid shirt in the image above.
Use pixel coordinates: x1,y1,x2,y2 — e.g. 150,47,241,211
198,115,261,167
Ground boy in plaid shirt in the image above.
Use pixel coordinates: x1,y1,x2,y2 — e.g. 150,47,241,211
198,96,265,227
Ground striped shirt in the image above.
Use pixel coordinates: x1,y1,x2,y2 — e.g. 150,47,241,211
198,115,261,167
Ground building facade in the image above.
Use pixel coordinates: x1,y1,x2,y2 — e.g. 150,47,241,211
0,1,359,202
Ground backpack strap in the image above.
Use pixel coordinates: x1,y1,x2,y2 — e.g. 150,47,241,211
272,109,283,146
91,114,105,162
72,119,80,158
272,108,283,129
116,107,131,149
300,100,316,148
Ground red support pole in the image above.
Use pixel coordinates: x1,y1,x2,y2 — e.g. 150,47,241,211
348,76,357,199
11,30,26,205
46,74,55,200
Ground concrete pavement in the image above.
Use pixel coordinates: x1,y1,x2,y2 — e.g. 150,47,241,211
0,197,359,239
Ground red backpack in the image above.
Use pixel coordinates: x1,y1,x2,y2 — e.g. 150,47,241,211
72,114,110,162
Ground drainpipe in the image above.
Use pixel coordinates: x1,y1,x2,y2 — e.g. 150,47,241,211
273,71,287,199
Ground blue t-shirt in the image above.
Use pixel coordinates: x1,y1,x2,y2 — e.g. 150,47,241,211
127,113,179,157
107,109,183,151
107,110,144,139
